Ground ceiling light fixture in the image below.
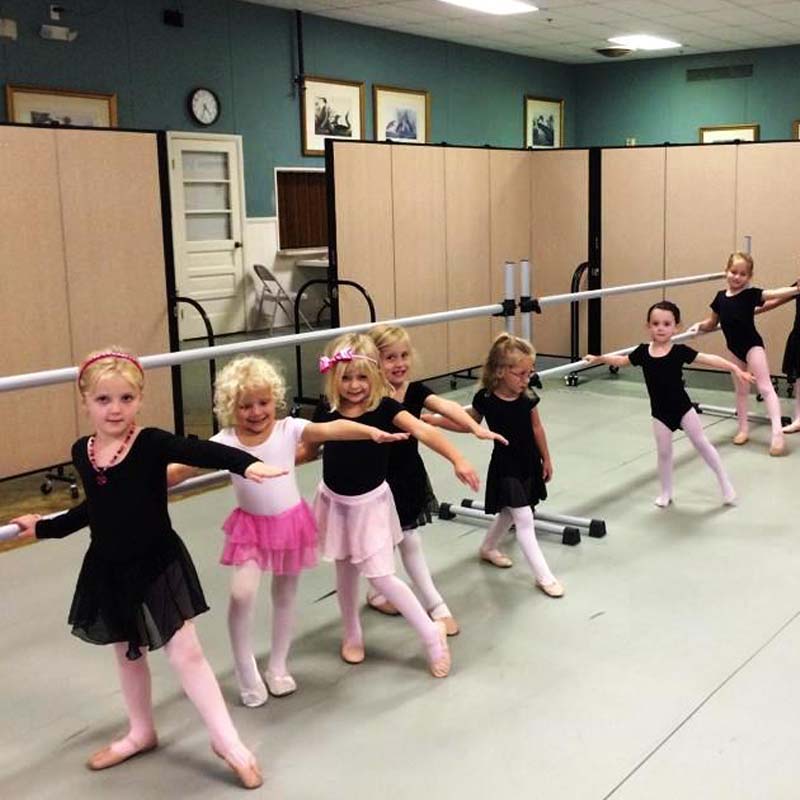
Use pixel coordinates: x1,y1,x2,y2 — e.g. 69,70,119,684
437,0,538,16
608,34,681,51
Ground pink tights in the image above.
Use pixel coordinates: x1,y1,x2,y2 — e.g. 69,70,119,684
335,559,445,662
652,409,736,507
732,347,783,445
110,622,253,767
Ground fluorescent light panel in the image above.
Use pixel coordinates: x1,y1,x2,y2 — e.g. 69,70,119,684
609,34,681,50
438,0,538,15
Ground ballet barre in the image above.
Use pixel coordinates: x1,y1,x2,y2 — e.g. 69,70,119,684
0,268,725,394
0,468,233,542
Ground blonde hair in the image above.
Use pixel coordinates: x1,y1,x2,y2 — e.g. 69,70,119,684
480,333,536,393
78,347,144,397
322,333,391,412
368,324,411,354
213,356,287,428
727,251,754,276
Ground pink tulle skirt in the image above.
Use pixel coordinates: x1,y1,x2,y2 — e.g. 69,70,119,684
220,501,318,575
313,481,402,578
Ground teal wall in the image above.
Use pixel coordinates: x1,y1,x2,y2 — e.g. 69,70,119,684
574,46,800,147
0,0,575,216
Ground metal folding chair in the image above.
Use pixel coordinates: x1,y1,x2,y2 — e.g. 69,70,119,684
254,264,313,334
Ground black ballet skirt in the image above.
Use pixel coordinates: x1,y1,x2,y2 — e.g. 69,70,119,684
782,293,800,380
472,390,547,515
388,382,439,530
36,428,258,660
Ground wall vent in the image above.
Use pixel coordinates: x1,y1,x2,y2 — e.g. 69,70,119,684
686,65,753,82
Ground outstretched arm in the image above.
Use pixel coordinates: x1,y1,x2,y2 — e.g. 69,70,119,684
301,419,409,445
584,353,631,368
694,352,755,386
762,283,800,301
423,395,508,445
166,463,203,487
423,405,480,433
756,295,795,314
392,410,480,491
686,310,720,335
531,408,553,482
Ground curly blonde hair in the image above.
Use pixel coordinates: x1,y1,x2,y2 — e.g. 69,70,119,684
322,333,391,412
77,346,144,397
480,333,536,393
213,356,287,428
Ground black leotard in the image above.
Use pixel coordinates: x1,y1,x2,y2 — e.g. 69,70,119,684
628,343,698,431
472,390,547,514
711,287,765,362
782,288,800,380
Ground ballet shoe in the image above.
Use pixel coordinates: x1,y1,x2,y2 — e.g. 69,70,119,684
654,496,672,508
770,439,787,457
235,668,268,708
434,615,460,636
732,432,749,446
427,620,451,678
479,548,513,568
536,579,565,598
340,641,365,664
86,735,158,770
211,745,263,790
782,420,800,434
264,671,297,697
366,594,400,616
723,493,737,506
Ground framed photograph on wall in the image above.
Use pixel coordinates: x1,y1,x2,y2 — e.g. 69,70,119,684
373,84,430,144
699,124,759,143
301,75,365,157
793,120,800,139
524,95,563,148
5,84,117,127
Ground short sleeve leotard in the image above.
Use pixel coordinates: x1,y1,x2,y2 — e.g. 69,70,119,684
35,428,258,660
386,381,439,530
472,390,547,515
628,343,698,431
710,287,765,362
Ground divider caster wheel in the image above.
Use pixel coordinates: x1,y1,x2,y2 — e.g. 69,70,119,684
609,365,619,375
70,484,80,500
40,480,53,495
564,373,579,387
450,378,457,389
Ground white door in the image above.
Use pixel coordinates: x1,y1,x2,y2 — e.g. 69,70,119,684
168,134,247,339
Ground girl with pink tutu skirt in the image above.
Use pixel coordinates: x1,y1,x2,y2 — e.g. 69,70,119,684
308,333,481,678
169,356,407,707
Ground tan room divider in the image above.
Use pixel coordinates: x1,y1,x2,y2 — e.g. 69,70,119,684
0,125,174,479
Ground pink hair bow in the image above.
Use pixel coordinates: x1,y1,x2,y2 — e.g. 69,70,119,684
318,347,376,374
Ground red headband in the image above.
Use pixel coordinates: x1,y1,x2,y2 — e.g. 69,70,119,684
78,351,144,383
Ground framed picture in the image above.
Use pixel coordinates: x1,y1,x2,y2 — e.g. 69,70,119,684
699,124,759,144
524,95,563,148
301,75,365,157
373,84,430,144
793,120,800,139
5,84,117,127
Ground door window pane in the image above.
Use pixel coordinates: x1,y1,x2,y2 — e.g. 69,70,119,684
182,151,229,181
184,182,230,211
186,213,231,241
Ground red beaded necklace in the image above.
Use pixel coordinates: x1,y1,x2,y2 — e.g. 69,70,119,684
88,426,136,485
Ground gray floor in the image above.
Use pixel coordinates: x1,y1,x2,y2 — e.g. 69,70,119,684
2,368,799,799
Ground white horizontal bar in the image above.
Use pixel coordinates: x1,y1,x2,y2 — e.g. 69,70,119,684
466,499,592,529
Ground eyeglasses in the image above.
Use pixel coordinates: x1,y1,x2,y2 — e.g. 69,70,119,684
507,367,534,380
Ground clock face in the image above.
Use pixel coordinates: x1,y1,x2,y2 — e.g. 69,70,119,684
190,88,219,126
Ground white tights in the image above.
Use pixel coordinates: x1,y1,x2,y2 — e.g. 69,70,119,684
652,409,735,507
367,532,450,618
732,347,783,443
481,506,555,585
336,559,446,661
110,622,253,766
228,561,298,690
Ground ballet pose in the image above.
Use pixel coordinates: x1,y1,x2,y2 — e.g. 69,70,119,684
439,333,563,597
307,333,481,676
362,325,507,635
11,349,287,789
689,252,800,456
167,355,407,708
586,301,754,507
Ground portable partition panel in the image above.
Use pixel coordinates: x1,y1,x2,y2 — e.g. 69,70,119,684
0,124,174,479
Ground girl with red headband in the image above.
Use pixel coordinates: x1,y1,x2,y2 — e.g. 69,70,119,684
306,333,481,678
11,347,287,789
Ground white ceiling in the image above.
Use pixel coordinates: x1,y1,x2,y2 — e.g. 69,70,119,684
241,0,800,63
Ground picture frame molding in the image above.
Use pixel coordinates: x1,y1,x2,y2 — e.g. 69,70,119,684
301,74,366,157
698,123,760,143
5,83,118,127
524,94,564,149
372,83,431,144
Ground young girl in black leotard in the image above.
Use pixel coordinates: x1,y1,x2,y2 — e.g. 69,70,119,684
689,252,800,456
587,301,754,507
10,349,288,788
361,324,506,635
